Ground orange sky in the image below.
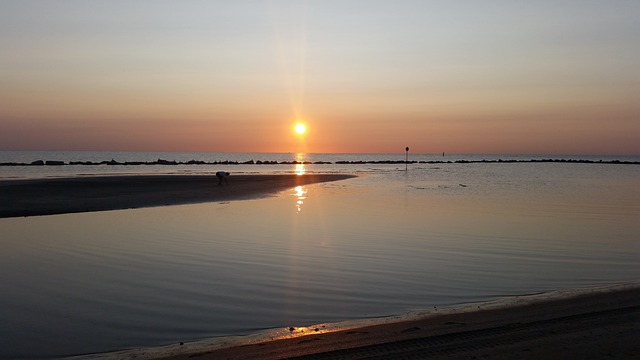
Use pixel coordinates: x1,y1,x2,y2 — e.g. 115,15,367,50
1,1,638,154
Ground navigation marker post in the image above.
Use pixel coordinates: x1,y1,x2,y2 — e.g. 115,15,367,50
405,146,409,171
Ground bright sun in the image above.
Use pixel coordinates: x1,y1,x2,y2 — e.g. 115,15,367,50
294,123,306,135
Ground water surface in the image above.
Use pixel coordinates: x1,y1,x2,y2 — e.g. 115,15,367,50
0,162,638,359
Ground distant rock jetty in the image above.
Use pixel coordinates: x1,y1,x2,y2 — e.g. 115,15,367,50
1,158,638,166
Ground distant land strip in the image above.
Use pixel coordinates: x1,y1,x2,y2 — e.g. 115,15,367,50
1,158,639,166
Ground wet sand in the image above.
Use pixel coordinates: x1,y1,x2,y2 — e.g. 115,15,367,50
73,283,639,360
0,174,355,218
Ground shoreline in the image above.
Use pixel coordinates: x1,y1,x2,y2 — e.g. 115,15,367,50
0,174,356,218
70,282,640,359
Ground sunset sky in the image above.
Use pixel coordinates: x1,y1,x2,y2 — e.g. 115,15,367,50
1,1,638,154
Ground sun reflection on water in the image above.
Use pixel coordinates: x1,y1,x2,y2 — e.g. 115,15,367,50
294,153,306,175
293,185,307,212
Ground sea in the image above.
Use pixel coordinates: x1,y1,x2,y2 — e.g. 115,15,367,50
1,151,639,359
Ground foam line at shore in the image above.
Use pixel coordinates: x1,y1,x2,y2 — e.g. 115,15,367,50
67,282,640,360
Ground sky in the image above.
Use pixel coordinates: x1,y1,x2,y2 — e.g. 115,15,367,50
1,0,639,154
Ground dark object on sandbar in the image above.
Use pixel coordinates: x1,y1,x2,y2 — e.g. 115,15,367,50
216,171,230,185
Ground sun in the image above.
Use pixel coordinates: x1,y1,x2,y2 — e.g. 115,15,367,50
294,123,306,135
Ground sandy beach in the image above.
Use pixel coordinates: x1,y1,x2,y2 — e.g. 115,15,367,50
72,283,639,360
0,174,355,218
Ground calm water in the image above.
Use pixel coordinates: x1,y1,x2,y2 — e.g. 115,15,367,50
1,152,639,359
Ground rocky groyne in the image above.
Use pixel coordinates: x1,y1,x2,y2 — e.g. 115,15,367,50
1,158,638,166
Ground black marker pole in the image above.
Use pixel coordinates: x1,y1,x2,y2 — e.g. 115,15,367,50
405,146,409,171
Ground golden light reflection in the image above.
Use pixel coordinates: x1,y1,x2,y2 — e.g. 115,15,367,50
293,185,307,212
294,153,306,175
281,325,332,339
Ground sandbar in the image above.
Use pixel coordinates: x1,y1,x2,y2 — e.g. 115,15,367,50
0,174,355,218
73,283,640,360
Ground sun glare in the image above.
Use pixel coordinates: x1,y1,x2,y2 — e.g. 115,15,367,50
294,123,306,135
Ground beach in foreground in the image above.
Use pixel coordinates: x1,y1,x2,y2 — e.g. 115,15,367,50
74,283,639,360
0,174,355,218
